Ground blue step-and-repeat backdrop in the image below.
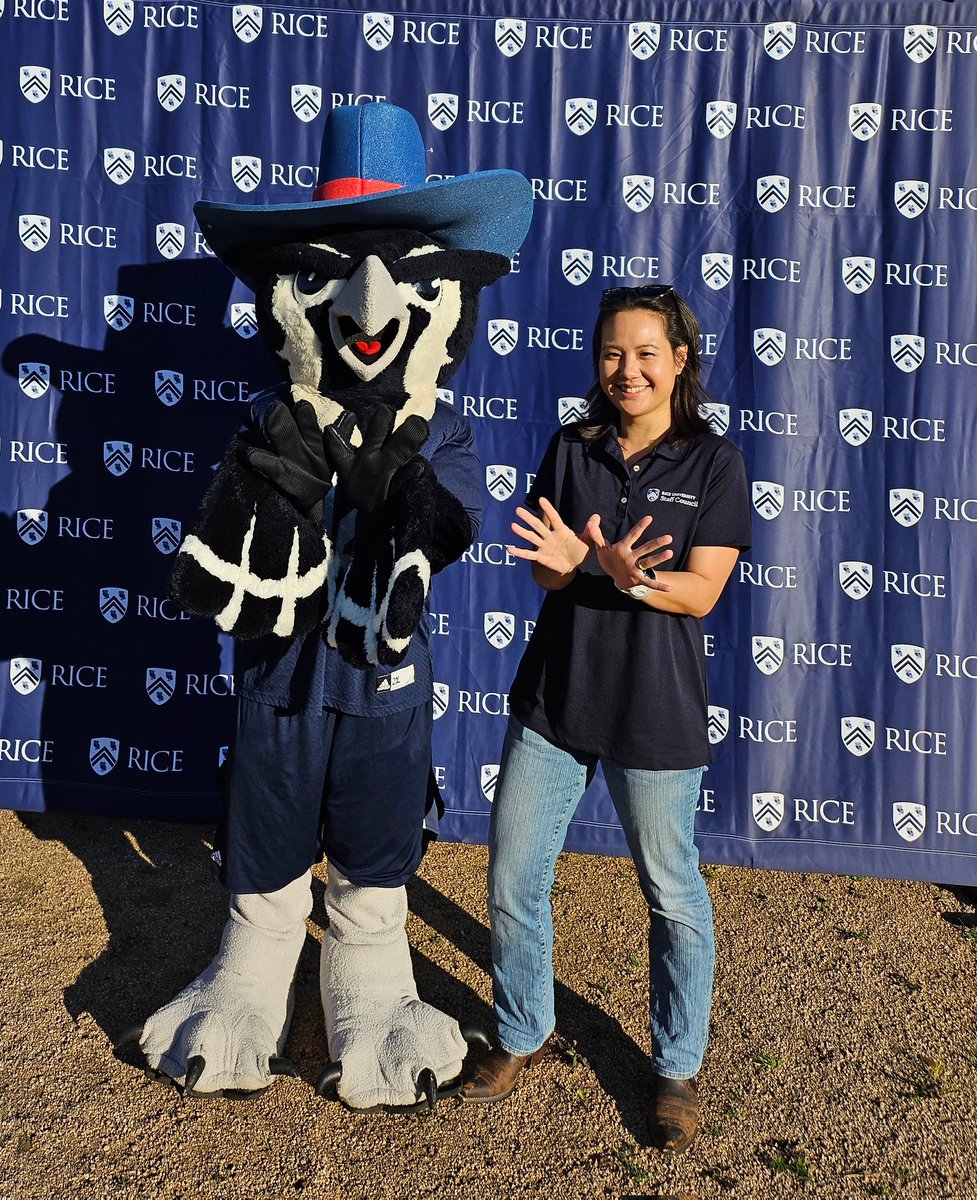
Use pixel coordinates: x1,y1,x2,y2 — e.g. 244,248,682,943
2,0,976,885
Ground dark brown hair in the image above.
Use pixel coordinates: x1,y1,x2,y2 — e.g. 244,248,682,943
578,287,714,444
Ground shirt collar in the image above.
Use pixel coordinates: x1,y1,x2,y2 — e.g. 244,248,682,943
589,426,690,462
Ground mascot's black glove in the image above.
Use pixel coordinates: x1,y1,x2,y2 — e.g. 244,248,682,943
243,399,331,522
324,406,430,513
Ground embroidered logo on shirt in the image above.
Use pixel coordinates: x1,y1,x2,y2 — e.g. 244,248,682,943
647,488,698,508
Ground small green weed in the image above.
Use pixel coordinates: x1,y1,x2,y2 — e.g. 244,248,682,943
840,927,871,941
889,971,922,993
761,1140,812,1183
907,1056,949,1099
752,1049,780,1071
612,1144,653,1184
561,1041,590,1069
701,863,720,880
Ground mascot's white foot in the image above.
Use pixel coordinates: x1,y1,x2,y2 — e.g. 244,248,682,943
318,867,474,1112
120,871,312,1098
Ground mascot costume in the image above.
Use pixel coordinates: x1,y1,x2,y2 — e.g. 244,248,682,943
120,102,533,1112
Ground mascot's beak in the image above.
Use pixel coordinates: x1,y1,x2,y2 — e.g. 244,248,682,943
328,254,410,382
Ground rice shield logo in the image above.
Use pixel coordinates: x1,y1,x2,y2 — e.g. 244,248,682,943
754,328,786,365
104,295,134,331
19,362,50,398
231,156,262,193
558,397,588,425
232,4,263,43
893,802,926,843
291,85,322,123
752,636,785,675
565,97,597,135
89,737,120,775
103,148,134,185
495,18,525,57
890,335,925,373
763,22,796,59
904,25,937,62
146,667,176,706
99,587,128,623
103,441,133,476
231,303,258,338
752,481,784,520
628,22,660,60
157,75,186,111
481,764,500,803
622,175,654,213
561,248,592,285
842,257,876,294
152,517,182,555
20,66,51,103
10,658,42,696
757,175,790,213
19,214,50,251
104,0,133,36
17,509,48,545
894,180,929,218
701,253,733,291
155,370,184,407
484,611,515,649
838,561,873,600
156,223,185,259
487,319,518,356
705,100,737,139
841,717,875,756
838,408,873,445
485,464,517,502
362,13,394,50
432,682,449,720
752,792,785,832
700,403,729,435
889,489,924,527
707,706,729,744
849,103,882,140
428,93,458,131
890,643,926,684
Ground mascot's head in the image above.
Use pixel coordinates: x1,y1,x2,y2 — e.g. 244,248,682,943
194,103,533,418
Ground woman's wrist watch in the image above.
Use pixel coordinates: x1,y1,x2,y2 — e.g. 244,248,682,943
617,567,656,600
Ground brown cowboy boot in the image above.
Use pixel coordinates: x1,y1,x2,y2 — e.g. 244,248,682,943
648,1074,699,1154
460,1039,550,1104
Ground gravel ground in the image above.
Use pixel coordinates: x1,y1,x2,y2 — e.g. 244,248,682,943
1,806,975,1200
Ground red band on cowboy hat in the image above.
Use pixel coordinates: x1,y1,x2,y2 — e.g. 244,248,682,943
312,177,403,202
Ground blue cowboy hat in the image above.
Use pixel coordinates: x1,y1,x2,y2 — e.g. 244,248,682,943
194,102,534,289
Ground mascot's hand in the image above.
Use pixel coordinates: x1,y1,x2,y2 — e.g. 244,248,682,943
244,399,331,521
324,406,429,513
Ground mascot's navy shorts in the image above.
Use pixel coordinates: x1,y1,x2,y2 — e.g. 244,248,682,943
214,697,435,894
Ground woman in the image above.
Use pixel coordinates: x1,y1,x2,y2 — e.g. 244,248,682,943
461,286,751,1154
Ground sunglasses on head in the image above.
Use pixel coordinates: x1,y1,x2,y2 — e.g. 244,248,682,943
601,284,675,303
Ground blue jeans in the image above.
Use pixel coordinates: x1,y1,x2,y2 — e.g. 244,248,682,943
488,718,713,1079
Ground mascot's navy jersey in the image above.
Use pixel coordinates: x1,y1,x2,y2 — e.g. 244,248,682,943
236,389,482,716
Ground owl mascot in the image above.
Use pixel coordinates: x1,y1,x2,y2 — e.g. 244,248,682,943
120,103,533,1112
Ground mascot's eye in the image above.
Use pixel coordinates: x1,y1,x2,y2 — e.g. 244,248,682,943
411,278,441,302
294,271,331,298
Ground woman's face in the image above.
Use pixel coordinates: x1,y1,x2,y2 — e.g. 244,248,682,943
598,309,687,427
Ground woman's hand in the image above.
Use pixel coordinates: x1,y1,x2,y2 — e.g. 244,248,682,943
508,497,597,588
587,514,674,592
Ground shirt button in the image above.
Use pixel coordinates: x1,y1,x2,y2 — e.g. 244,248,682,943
620,496,627,504
632,464,640,473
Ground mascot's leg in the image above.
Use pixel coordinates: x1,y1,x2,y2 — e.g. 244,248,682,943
318,867,469,1111
124,870,312,1098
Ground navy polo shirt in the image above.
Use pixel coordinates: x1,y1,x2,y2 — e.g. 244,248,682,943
509,425,752,769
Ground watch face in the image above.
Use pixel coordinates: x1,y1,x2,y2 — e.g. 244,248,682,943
628,584,651,599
